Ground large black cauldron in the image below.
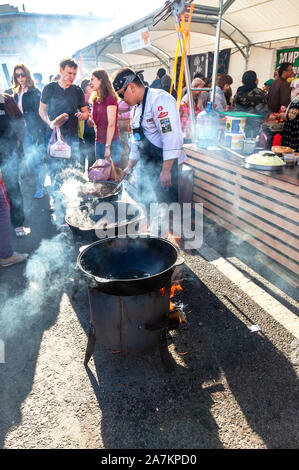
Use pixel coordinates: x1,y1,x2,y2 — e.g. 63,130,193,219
77,236,184,296
79,180,123,205
66,201,143,243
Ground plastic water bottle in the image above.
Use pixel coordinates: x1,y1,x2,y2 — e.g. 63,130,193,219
196,102,220,148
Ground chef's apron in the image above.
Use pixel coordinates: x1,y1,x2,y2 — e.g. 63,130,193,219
132,87,178,208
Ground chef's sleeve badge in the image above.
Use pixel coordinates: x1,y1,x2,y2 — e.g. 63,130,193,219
160,117,172,134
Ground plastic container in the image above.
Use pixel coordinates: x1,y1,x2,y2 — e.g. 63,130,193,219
225,132,245,151
225,116,246,134
243,138,256,155
283,153,297,167
196,102,220,148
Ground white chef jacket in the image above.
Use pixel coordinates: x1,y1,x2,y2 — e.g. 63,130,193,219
129,88,186,164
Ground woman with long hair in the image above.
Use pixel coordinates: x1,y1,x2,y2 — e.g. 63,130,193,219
89,68,121,166
12,63,46,199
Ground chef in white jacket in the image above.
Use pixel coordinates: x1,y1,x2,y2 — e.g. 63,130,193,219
113,68,185,206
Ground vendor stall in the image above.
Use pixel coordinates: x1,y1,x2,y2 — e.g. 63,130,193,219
183,143,299,276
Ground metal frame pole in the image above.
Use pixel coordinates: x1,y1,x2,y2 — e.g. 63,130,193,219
211,0,224,105
244,45,251,71
173,9,196,141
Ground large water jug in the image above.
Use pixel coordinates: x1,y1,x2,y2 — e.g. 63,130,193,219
196,102,220,148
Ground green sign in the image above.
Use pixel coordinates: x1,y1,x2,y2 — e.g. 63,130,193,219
276,47,299,75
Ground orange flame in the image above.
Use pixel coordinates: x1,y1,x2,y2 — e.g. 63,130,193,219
167,231,181,248
169,282,183,311
170,283,183,298
160,287,166,296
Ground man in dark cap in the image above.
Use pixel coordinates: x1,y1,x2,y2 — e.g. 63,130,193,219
112,68,185,208
150,67,166,89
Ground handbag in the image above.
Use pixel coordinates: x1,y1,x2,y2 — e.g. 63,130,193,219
88,156,118,181
48,128,71,159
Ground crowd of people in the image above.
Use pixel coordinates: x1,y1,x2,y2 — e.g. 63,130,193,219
0,57,298,268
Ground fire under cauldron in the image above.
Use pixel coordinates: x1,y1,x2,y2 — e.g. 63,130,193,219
77,236,185,367
66,201,143,243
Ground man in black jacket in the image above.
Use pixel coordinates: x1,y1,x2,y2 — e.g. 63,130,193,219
150,68,166,89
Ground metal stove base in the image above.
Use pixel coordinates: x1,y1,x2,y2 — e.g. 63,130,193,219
84,322,175,372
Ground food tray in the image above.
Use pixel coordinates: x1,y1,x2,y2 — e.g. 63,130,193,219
245,162,285,171
262,122,284,132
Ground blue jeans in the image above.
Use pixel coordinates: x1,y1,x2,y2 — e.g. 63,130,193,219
0,185,13,259
23,131,46,194
46,128,81,189
96,139,121,166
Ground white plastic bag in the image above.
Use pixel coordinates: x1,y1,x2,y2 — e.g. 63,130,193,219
48,128,71,159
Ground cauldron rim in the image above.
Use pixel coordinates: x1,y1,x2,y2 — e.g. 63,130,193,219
77,235,181,284
79,180,122,200
66,200,143,232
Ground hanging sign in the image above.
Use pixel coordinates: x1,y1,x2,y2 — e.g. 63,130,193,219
121,27,151,54
207,48,231,79
276,47,299,75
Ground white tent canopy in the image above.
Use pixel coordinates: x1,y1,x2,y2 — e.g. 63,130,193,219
73,0,299,74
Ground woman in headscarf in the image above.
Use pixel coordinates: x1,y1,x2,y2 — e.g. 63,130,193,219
232,70,269,137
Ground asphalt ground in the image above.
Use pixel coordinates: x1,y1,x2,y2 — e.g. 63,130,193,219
0,174,298,450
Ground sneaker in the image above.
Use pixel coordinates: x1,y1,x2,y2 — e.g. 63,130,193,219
15,227,27,237
0,252,29,267
34,190,46,199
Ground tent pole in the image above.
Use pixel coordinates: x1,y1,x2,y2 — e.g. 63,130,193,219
244,45,251,71
211,0,223,105
173,6,196,141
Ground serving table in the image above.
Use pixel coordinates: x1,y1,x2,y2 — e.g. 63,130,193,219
183,143,299,277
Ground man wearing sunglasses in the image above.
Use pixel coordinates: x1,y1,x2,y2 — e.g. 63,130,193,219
113,68,185,207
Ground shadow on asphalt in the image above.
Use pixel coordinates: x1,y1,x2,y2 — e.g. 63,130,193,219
0,177,298,449
82,264,299,449
202,216,299,307
0,178,82,449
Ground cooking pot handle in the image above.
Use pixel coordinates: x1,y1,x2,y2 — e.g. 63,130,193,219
94,276,112,284
174,255,184,267
78,245,90,253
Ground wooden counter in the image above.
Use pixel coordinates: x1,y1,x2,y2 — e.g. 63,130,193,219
184,143,299,277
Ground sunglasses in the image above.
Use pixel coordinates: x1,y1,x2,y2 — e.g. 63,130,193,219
16,73,26,78
117,84,129,100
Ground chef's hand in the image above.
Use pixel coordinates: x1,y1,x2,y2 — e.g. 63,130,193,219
123,160,136,178
160,169,172,188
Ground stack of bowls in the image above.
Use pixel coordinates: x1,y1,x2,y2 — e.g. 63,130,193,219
225,116,246,151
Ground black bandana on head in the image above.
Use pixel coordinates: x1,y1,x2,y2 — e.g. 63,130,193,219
113,70,144,91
